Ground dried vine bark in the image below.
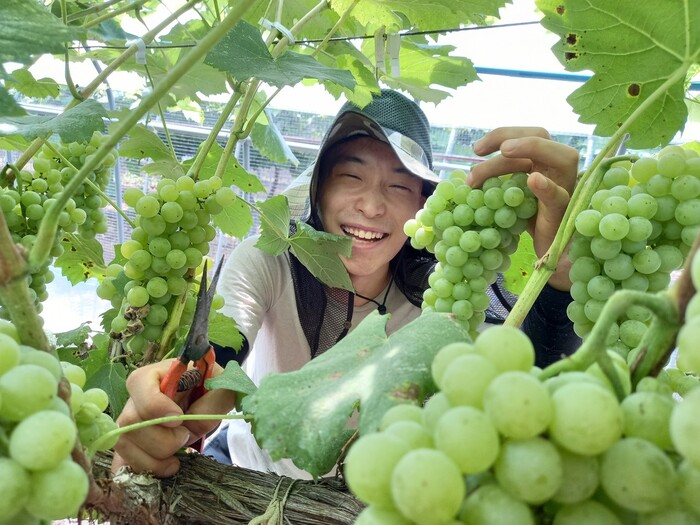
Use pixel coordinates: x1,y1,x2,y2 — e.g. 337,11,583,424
89,451,364,524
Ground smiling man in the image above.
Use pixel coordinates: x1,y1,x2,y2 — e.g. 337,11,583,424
113,89,581,479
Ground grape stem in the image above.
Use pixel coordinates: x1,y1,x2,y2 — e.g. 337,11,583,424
539,290,679,399
41,140,138,228
87,412,250,456
155,275,192,361
0,211,50,351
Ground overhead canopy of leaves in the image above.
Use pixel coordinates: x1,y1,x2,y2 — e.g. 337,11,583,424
242,311,471,477
330,0,509,33
205,21,356,90
0,99,107,143
0,0,81,63
537,0,700,149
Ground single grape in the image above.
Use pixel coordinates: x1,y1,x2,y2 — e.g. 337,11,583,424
548,381,623,455
474,325,535,373
459,483,534,525
344,432,410,508
483,371,552,439
434,406,500,474
24,459,89,520
670,386,700,469
391,448,465,525
494,437,563,504
10,410,77,471
600,438,675,513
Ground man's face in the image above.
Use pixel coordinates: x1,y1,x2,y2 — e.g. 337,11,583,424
317,136,425,285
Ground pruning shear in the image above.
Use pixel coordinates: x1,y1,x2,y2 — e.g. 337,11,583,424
159,261,223,443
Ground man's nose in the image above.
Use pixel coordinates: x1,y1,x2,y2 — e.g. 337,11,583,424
355,189,386,217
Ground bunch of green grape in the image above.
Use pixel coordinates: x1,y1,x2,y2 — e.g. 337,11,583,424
0,131,115,318
98,174,233,355
567,145,700,357
404,170,537,338
0,319,118,524
345,324,700,525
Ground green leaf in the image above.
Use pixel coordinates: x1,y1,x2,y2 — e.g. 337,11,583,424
0,0,81,63
289,221,353,291
364,37,479,104
211,198,253,238
251,112,299,165
243,310,470,476
0,132,30,152
85,362,129,419
82,333,110,381
0,99,107,143
255,195,292,256
118,124,174,162
208,310,243,351
182,141,266,193
205,361,257,396
54,233,107,285
331,0,507,32
55,322,92,348
205,21,356,89
537,0,700,149
502,232,537,295
143,159,186,180
0,86,28,118
6,69,60,99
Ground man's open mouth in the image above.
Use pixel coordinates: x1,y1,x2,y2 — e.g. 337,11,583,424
342,226,387,241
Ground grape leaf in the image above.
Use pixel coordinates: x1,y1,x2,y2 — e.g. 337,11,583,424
330,0,508,32
255,195,292,256
0,86,26,118
6,68,60,99
243,310,471,477
205,21,356,89
182,141,266,194
206,361,258,396
211,198,253,239
55,322,92,348
117,124,173,162
362,37,479,103
208,311,243,351
503,232,537,295
289,221,353,291
251,111,300,165
537,0,700,149
80,333,110,382
0,0,81,63
54,234,107,285
0,99,107,143
85,362,128,419
0,132,30,151
143,159,186,180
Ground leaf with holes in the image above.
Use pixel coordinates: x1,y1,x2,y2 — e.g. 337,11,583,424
243,310,471,477
537,0,700,148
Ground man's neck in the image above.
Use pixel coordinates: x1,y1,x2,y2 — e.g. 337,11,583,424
351,272,391,305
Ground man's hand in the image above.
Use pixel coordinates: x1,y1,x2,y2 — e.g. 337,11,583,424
112,359,236,477
468,127,579,291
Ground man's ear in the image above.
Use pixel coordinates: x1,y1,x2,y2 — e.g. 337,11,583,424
419,194,427,207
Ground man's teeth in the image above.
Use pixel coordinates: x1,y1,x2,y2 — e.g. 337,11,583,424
343,226,385,240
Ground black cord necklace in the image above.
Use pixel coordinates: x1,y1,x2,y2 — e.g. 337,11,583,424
354,278,394,315
353,253,402,315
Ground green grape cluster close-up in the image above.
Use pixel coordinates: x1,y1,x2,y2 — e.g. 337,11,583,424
0,320,118,525
345,324,700,525
0,131,115,318
567,146,700,357
404,170,537,339
98,174,232,355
